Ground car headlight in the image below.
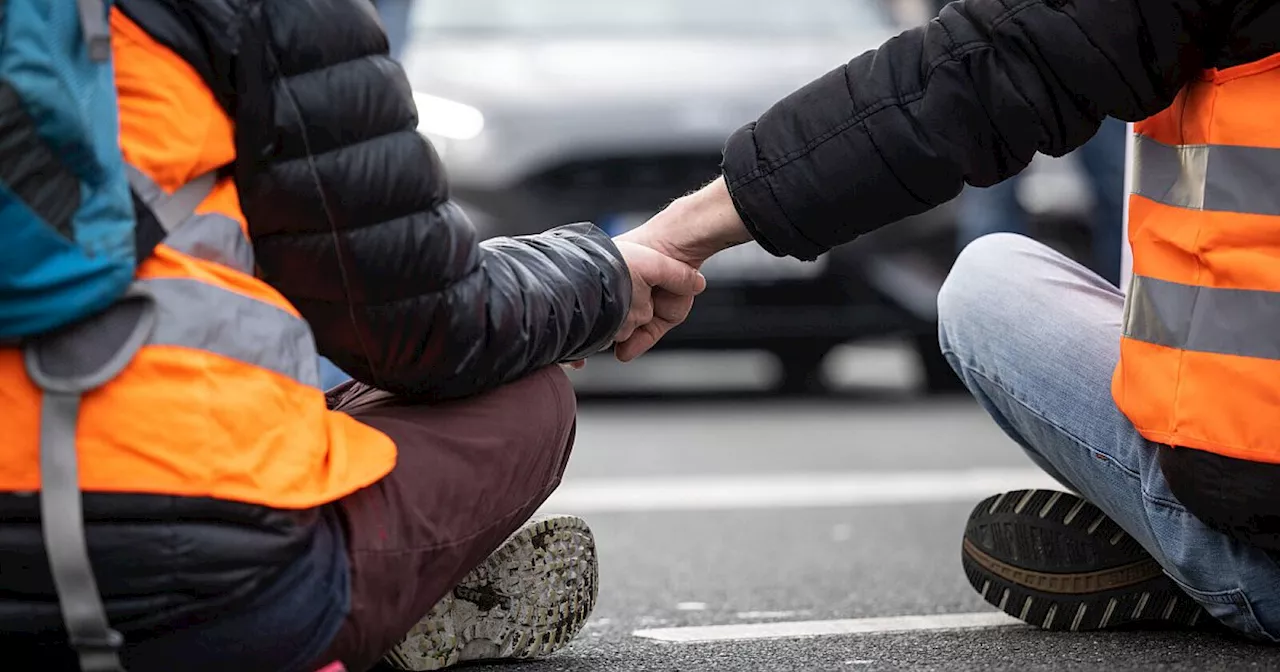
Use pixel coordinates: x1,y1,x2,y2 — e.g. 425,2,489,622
412,92,485,141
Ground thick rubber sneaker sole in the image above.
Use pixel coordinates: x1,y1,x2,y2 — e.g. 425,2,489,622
963,489,1208,632
383,515,598,671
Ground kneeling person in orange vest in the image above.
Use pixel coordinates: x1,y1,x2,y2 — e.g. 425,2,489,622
0,1,703,671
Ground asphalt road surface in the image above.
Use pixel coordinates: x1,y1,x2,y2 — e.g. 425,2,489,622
464,343,1280,672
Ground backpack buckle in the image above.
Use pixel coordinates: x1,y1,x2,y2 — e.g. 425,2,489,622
75,0,112,62
70,628,124,653
69,628,125,672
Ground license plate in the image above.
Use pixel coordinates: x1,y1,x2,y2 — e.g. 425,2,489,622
600,212,826,283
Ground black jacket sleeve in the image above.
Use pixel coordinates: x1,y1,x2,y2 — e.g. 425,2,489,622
232,0,630,399
721,0,1221,261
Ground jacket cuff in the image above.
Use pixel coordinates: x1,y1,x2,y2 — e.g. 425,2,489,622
721,123,826,262
548,222,632,360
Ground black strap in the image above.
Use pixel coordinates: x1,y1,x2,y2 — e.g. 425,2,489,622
130,167,224,263
131,189,167,262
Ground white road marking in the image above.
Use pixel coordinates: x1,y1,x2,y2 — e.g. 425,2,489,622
633,611,1026,643
541,468,1060,513
675,602,708,611
736,610,803,620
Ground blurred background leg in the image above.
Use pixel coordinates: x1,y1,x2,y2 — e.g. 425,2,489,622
1074,116,1127,286
318,356,352,390
954,175,1027,254
373,0,414,61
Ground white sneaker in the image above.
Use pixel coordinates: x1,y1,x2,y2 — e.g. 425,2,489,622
382,515,599,671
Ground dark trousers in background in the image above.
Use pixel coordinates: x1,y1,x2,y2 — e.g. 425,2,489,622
371,0,413,61
955,116,1128,286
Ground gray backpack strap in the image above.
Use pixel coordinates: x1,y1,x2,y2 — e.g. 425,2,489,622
76,0,111,62
23,288,158,672
125,166,219,235
22,166,213,672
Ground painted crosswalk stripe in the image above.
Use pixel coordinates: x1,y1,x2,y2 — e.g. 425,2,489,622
541,468,1060,513
632,611,1027,643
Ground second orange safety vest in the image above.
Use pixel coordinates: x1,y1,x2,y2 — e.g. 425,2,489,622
1113,52,1280,464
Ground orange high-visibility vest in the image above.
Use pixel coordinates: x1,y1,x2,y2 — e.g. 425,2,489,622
0,9,397,507
1112,53,1280,464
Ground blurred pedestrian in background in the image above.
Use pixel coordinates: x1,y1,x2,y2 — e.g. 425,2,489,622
954,116,1127,285
319,356,351,389
880,0,934,26
373,0,414,60
921,0,1128,285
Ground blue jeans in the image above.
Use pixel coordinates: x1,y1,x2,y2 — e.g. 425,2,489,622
937,232,1280,642
318,357,352,390
956,117,1128,285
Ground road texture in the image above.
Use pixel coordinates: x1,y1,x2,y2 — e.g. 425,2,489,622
461,344,1280,672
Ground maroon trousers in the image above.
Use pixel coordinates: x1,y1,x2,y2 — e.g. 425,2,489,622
312,367,578,672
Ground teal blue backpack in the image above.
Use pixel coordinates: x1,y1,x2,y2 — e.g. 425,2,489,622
0,0,137,340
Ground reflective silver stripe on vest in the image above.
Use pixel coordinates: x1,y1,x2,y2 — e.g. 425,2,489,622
125,165,253,274
143,277,321,388
163,214,254,274
125,166,216,233
1132,135,1280,215
1123,274,1280,361
123,165,316,384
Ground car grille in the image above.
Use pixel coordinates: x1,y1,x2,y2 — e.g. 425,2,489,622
522,153,724,217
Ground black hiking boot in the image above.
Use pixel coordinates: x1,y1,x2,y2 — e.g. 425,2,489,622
963,489,1209,631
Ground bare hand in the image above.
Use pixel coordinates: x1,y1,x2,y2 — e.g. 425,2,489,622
616,176,753,270
613,241,707,362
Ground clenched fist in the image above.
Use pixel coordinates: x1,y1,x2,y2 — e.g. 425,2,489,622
612,241,707,362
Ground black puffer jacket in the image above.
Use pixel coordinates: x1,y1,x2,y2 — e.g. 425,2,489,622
122,0,630,400
722,0,1279,261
